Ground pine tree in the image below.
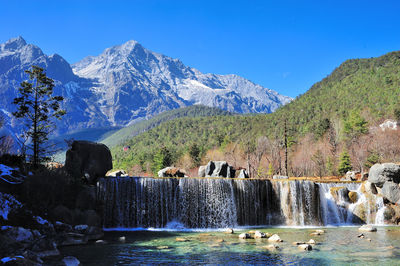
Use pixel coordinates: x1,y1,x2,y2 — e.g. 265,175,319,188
13,65,65,168
338,150,352,176
152,146,172,174
188,143,201,167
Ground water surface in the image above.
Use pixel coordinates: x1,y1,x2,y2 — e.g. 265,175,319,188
61,226,400,265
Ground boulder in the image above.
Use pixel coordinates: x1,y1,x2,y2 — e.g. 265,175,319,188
368,163,400,188
361,181,377,195
3,227,33,242
254,231,267,238
31,238,60,258
224,228,234,234
158,167,187,177
307,239,316,244
348,191,358,203
344,171,358,181
238,169,249,179
381,181,400,204
358,224,377,232
198,166,206,177
298,244,312,251
205,161,235,178
74,225,89,233
268,234,282,242
263,244,279,251
62,256,81,266
238,233,250,239
107,170,128,177
361,172,369,181
65,140,112,184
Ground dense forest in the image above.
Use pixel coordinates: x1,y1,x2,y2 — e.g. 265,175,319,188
112,51,400,177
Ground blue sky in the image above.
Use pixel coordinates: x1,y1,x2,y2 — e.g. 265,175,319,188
1,0,399,98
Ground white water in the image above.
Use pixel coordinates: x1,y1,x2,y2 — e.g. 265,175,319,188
98,178,386,228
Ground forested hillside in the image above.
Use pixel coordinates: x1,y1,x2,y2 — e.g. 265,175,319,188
102,105,232,147
112,51,400,177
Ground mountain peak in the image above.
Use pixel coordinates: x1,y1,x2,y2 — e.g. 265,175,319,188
3,36,27,51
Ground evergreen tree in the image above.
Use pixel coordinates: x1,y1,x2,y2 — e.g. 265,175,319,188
343,111,368,140
12,66,65,168
188,143,201,167
152,146,172,174
338,150,352,176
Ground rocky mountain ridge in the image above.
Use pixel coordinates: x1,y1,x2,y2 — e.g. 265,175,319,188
0,36,291,135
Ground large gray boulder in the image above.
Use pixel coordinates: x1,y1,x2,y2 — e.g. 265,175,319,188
382,181,400,204
204,161,235,178
198,165,206,177
65,141,112,184
368,163,400,188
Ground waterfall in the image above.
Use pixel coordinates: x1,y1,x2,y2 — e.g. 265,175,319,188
97,177,384,228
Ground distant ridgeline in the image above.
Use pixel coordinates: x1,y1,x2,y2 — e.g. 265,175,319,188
112,51,400,175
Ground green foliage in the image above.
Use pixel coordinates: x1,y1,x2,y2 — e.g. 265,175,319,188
267,163,274,177
12,65,65,168
152,146,173,174
364,152,380,169
343,111,368,140
189,143,201,167
338,150,352,176
394,107,400,122
102,105,231,147
112,51,400,171
315,118,331,138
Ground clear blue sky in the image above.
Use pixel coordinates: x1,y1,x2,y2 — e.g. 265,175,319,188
1,0,399,97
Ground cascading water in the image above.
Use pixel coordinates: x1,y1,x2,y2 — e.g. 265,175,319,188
97,177,385,228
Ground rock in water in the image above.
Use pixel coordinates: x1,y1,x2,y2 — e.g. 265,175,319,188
62,256,80,266
65,140,112,184
358,225,377,232
224,228,234,234
268,234,282,242
263,244,279,251
348,191,358,203
368,163,400,188
298,244,312,251
254,231,267,238
238,233,251,239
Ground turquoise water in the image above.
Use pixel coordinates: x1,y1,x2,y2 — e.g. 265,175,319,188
61,227,400,265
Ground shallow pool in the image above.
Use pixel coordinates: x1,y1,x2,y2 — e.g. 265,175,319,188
60,226,400,265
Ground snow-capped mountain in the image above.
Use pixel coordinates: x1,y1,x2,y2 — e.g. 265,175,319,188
0,36,291,135
72,40,291,126
0,37,110,135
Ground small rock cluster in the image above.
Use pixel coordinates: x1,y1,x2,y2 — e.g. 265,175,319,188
198,161,249,178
